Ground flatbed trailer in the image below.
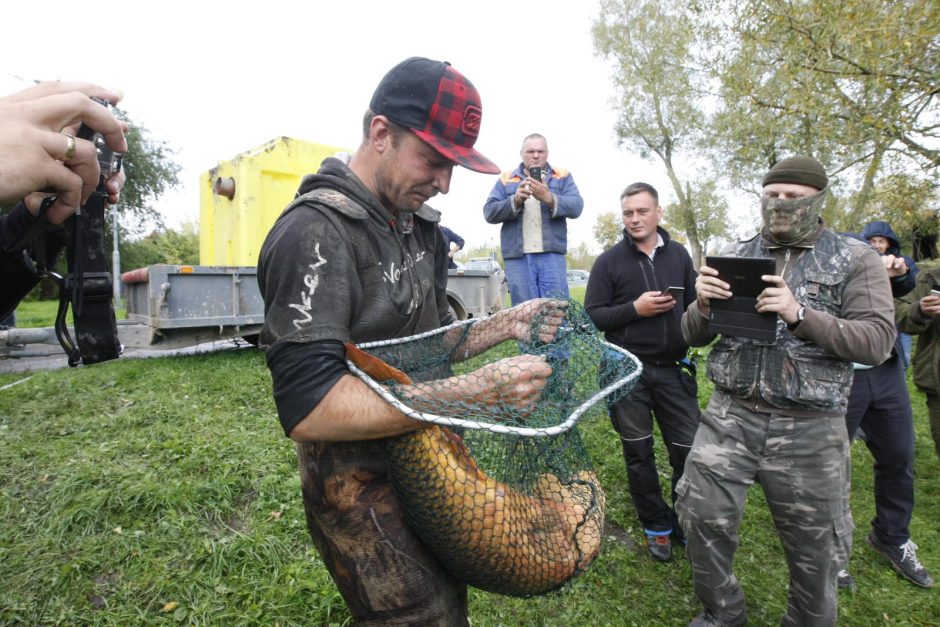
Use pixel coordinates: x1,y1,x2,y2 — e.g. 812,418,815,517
0,137,507,367
0,263,506,368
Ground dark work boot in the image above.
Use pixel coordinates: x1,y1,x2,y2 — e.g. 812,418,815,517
688,608,747,627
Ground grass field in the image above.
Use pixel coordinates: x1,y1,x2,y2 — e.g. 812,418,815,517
8,300,126,329
1,298,938,625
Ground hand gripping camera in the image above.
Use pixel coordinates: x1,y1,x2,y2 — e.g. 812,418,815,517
80,96,124,182
50,97,125,365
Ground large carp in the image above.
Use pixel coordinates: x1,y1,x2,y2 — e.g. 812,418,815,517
346,342,605,597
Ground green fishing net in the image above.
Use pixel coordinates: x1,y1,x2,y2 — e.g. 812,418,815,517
346,299,641,597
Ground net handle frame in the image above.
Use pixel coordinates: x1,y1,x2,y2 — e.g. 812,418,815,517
347,318,643,438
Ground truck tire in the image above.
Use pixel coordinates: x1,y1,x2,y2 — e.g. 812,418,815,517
447,296,467,321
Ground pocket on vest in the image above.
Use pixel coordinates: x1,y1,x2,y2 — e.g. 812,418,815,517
706,340,755,398
780,353,851,408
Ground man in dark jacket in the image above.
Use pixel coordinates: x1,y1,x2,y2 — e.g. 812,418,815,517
677,156,896,627
438,224,464,269
837,221,932,590
584,182,699,562
862,220,918,365
258,57,564,625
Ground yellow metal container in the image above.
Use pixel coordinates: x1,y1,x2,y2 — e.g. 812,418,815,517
199,136,350,266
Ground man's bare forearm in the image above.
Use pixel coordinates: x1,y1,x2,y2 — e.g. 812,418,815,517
289,374,425,442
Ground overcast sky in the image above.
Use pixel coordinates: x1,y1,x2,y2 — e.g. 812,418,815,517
4,0,686,254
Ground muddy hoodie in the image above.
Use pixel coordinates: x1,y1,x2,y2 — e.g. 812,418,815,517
257,157,451,434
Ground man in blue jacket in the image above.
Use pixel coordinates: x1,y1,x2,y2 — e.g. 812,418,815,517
837,221,932,590
483,134,583,304
584,182,699,562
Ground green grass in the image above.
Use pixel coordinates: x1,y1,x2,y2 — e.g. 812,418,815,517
1,309,939,625
10,300,126,328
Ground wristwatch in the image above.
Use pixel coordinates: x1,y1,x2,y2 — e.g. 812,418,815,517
787,304,806,331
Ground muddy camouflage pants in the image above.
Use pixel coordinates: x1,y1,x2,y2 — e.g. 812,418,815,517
676,392,853,627
296,440,468,626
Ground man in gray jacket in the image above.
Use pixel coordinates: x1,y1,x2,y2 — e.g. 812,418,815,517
676,156,895,627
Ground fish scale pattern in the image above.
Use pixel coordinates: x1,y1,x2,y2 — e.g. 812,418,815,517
347,299,640,596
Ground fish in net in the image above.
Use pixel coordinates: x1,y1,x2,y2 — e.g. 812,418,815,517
345,299,641,597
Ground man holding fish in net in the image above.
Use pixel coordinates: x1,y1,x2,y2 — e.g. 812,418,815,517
257,57,571,625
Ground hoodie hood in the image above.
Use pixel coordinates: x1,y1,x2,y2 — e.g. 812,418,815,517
294,157,441,225
861,221,901,254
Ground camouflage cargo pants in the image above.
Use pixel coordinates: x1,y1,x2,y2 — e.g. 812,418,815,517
675,392,853,627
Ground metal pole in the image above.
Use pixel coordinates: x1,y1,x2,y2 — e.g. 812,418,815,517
111,204,121,305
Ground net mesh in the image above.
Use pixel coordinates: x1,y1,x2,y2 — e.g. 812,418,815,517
345,299,641,597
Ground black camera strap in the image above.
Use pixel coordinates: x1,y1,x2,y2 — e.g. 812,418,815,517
41,120,123,367
56,188,122,366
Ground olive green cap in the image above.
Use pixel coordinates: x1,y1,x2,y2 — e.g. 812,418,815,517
762,156,828,191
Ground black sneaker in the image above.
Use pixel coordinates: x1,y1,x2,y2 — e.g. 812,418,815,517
645,533,672,562
688,609,747,627
837,569,856,591
867,533,934,588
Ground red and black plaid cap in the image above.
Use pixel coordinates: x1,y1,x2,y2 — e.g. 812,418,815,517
370,57,499,174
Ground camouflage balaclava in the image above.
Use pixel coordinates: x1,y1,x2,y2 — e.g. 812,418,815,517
760,156,829,247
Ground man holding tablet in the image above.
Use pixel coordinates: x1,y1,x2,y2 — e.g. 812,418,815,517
676,156,895,627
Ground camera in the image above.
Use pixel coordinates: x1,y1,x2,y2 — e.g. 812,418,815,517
528,166,542,181
78,97,124,181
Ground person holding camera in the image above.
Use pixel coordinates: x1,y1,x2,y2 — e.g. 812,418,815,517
483,133,583,305
584,182,699,563
0,81,127,320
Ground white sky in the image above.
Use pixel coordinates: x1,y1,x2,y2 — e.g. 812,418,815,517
3,0,680,254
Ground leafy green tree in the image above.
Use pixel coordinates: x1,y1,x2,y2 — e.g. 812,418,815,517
120,222,200,271
593,211,622,251
824,174,938,258
566,241,597,271
115,111,182,238
593,0,728,266
662,180,730,260
712,0,940,213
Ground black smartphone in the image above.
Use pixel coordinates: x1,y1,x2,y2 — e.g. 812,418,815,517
660,286,685,299
528,166,542,181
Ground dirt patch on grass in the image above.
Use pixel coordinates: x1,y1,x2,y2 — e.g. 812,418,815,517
604,519,638,550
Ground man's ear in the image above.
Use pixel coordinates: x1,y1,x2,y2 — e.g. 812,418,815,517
370,115,393,153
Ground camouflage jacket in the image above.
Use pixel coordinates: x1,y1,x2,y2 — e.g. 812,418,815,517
896,267,940,395
682,226,895,415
